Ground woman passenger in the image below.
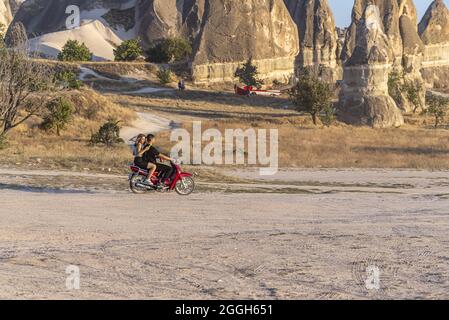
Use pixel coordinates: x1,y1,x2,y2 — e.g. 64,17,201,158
133,134,157,185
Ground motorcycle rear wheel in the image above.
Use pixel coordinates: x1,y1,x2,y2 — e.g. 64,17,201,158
175,177,195,196
129,174,148,194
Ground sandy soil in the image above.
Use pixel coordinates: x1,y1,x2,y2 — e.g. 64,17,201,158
1,168,449,299
120,112,174,144
29,20,123,61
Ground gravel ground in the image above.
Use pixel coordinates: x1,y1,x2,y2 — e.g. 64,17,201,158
0,168,449,299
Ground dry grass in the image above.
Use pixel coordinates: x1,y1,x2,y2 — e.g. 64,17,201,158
112,90,449,170
0,88,136,172
153,119,449,170
2,78,449,172
61,87,136,133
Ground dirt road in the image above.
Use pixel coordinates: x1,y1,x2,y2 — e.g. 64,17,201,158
1,168,449,299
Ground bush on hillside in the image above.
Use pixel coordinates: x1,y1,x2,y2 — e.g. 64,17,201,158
41,98,74,136
114,39,143,62
90,119,124,146
58,40,92,62
146,37,192,63
156,67,173,85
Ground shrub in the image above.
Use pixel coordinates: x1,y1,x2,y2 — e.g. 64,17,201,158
58,40,92,62
146,37,192,63
55,71,82,89
90,119,124,146
403,79,424,113
235,58,264,88
388,69,403,104
388,70,424,113
114,39,143,62
289,72,333,126
156,67,173,85
41,98,74,136
320,104,336,127
425,95,449,128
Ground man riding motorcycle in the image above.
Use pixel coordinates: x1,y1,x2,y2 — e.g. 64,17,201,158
142,134,173,187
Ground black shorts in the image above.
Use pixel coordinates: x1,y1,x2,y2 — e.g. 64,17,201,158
134,157,149,169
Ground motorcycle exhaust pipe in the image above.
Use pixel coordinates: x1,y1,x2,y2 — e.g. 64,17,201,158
136,183,153,190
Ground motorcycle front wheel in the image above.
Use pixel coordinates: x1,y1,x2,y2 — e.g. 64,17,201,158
129,174,148,194
174,177,195,196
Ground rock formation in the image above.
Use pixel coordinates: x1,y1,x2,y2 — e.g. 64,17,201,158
190,0,299,84
338,5,404,128
10,0,130,38
9,0,23,15
419,0,449,90
342,0,426,113
284,0,340,82
0,0,13,28
342,0,403,65
137,0,204,47
10,0,298,84
398,0,426,112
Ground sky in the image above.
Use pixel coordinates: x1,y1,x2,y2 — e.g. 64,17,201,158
328,0,449,27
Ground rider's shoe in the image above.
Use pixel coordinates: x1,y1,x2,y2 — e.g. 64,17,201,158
142,178,154,186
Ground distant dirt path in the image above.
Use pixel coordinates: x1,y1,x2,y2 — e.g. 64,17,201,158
1,168,449,299
429,90,449,99
120,112,174,144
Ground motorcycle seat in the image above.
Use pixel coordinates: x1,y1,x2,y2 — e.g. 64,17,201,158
131,164,160,177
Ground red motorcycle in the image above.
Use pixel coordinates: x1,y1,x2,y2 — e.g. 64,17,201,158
129,160,195,195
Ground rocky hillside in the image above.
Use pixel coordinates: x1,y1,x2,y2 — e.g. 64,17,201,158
4,0,449,127
190,0,299,84
10,0,299,83
284,0,340,82
419,0,449,89
339,4,404,128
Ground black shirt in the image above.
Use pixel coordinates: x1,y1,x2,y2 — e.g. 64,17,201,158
143,145,160,164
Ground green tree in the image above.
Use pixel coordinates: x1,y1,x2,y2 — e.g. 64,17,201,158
426,95,449,128
234,58,264,88
114,39,143,62
146,37,192,63
289,72,333,126
320,104,336,127
156,67,173,85
41,98,74,136
90,119,124,146
403,79,424,113
58,40,92,62
388,69,403,104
